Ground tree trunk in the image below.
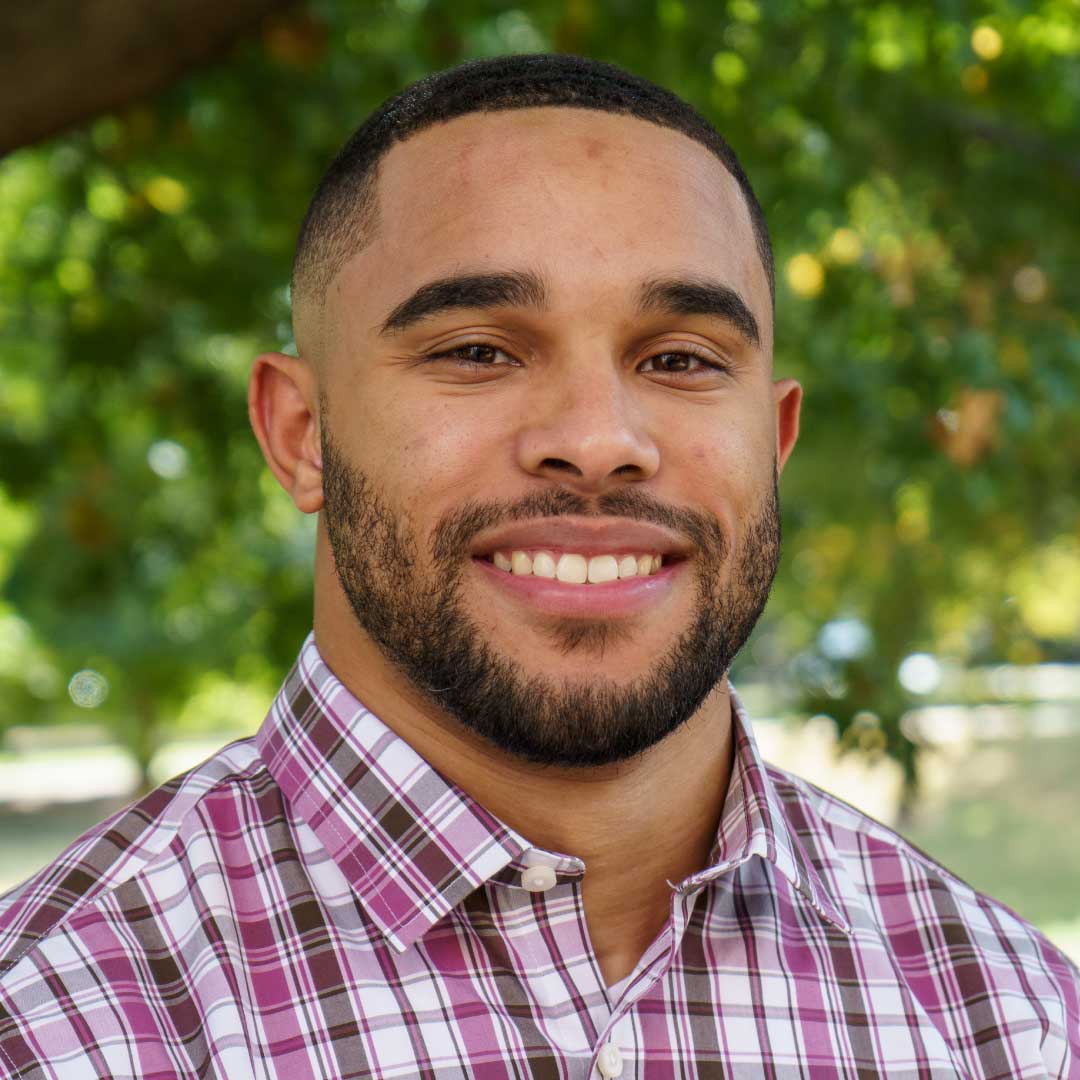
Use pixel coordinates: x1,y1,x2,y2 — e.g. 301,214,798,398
130,692,160,797
1,0,298,154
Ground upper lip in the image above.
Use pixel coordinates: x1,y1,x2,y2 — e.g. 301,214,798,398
468,517,693,559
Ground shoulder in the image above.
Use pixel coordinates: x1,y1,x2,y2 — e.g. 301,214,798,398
765,760,1078,969
0,737,268,977
766,761,1080,1042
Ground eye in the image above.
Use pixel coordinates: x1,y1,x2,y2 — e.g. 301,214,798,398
639,351,728,377
426,343,517,367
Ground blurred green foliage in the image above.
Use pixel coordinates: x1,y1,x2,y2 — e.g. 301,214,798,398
1,0,1078,789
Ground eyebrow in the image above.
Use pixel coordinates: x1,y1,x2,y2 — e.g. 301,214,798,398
638,276,760,347
378,271,548,335
377,268,761,348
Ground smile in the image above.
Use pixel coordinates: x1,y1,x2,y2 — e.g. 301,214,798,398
471,550,683,618
489,550,663,584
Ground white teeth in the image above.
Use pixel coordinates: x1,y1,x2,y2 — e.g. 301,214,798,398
555,553,588,584
491,551,665,584
587,555,619,583
531,551,557,578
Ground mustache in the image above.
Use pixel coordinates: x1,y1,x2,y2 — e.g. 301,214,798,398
430,486,728,568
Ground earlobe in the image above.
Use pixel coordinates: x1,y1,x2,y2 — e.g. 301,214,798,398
773,378,802,474
247,352,324,514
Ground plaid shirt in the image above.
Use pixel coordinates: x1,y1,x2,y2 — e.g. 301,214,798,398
1,633,1077,1079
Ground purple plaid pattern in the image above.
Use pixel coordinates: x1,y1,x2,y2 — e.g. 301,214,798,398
1,632,1077,1078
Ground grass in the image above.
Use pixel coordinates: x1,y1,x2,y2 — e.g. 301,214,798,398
901,731,1080,956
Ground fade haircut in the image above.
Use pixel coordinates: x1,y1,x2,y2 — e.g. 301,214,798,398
291,53,774,318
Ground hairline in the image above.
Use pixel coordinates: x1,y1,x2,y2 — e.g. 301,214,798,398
293,94,775,359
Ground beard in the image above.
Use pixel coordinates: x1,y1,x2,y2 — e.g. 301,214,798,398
321,428,781,768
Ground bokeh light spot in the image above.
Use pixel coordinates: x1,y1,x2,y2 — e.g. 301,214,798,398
971,25,1003,61
711,51,748,86
786,253,825,298
144,176,190,215
1012,265,1048,303
826,227,863,265
56,258,94,294
87,182,127,222
819,617,873,661
147,440,189,479
869,39,905,71
728,0,759,23
898,653,942,695
68,669,109,708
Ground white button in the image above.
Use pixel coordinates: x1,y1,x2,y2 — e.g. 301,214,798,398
596,1042,623,1078
520,864,557,892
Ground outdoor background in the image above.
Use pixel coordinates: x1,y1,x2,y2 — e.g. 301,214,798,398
1,0,1078,961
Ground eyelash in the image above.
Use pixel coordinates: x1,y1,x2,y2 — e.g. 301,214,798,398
422,343,730,377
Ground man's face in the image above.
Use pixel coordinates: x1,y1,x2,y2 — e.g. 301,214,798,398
316,108,796,766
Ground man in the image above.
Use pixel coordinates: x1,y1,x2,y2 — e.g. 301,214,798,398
0,53,1076,1079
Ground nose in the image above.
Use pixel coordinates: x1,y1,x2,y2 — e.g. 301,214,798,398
514,359,660,494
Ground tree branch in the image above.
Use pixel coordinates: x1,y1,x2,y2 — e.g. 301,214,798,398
1,0,299,154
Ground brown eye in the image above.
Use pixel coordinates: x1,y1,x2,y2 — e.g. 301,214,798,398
427,343,515,366
456,345,499,364
641,351,724,375
653,353,693,372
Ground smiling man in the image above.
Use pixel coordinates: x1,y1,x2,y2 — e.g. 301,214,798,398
1,54,1077,1079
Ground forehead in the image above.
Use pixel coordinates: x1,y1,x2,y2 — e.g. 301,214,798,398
333,107,768,337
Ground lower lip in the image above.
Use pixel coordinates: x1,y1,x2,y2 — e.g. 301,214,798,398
470,557,684,617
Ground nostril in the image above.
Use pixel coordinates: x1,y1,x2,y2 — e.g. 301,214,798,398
539,458,581,475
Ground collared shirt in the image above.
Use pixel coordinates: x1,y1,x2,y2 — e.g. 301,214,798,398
1,632,1077,1079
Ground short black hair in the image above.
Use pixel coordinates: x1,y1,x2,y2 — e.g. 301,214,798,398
292,53,774,314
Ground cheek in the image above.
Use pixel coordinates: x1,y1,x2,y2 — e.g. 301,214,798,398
674,423,773,525
677,392,777,479
409,402,504,474
357,393,508,511
680,431,757,491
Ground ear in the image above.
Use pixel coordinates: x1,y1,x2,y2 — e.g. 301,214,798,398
772,377,802,475
248,352,323,513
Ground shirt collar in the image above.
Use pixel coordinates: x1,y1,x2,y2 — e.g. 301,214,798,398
258,632,851,952
682,689,853,935
257,633,530,952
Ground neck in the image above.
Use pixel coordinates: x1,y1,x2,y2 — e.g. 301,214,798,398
312,549,735,986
